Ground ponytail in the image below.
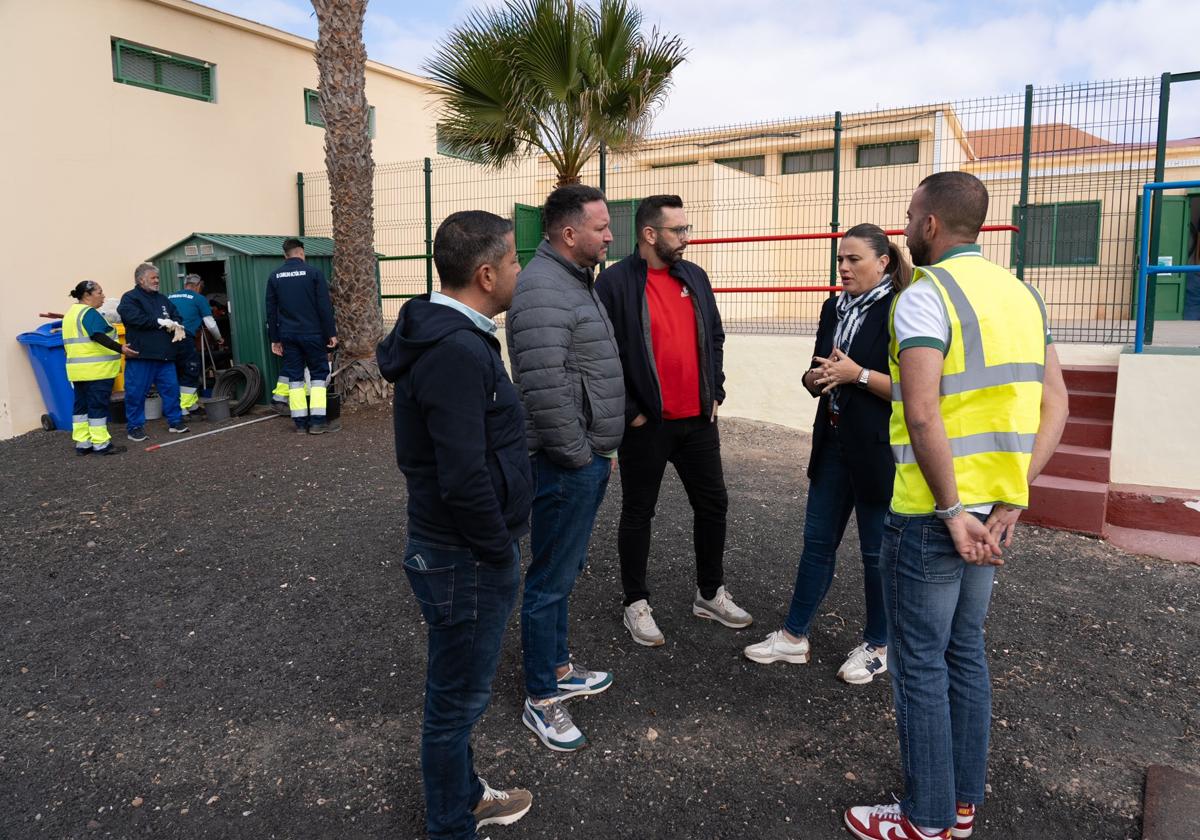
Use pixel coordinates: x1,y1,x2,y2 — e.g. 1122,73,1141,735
69,280,98,300
886,242,912,291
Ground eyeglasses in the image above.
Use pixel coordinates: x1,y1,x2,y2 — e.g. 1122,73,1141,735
653,225,692,236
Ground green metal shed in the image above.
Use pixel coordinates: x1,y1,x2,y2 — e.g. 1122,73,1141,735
147,233,337,404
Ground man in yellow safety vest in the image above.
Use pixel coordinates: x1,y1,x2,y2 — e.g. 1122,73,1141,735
845,172,1069,840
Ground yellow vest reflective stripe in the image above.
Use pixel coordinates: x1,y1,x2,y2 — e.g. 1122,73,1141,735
62,303,121,382
888,258,1047,513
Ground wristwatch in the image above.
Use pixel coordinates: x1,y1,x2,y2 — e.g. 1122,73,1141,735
856,366,871,389
935,501,965,520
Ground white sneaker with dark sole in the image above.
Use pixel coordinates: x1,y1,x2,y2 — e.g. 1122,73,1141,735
522,697,587,752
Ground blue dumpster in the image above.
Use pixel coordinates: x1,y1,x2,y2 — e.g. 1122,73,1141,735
16,321,72,432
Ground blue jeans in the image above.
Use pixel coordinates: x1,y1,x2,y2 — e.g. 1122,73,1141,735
521,452,611,700
405,537,521,840
124,359,183,429
784,436,888,646
881,511,995,829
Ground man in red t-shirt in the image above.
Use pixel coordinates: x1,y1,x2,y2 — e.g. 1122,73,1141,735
596,195,752,647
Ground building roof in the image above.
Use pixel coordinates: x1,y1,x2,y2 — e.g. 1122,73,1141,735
153,233,336,259
967,123,1112,159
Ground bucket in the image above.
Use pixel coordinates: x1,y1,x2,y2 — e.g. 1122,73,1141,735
201,396,231,422
144,394,163,420
327,392,342,422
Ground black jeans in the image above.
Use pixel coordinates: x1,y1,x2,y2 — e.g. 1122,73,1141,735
617,416,728,605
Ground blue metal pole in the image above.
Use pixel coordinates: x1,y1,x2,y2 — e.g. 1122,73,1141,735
1135,184,1152,353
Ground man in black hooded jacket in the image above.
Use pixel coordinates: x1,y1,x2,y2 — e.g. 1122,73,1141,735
377,210,532,839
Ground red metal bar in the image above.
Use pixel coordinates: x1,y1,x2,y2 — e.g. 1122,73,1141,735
712,285,840,293
690,224,1018,246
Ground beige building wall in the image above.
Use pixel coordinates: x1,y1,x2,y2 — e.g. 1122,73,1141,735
1111,353,1200,491
0,0,438,439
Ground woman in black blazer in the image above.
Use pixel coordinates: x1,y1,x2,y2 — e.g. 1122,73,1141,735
744,223,910,684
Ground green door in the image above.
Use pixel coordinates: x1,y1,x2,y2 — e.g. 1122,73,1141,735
1134,195,1188,320
514,203,542,267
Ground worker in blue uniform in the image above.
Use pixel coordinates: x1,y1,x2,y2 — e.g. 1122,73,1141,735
265,238,339,434
118,263,190,442
168,274,225,417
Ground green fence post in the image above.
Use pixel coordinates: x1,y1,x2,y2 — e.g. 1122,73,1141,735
599,142,607,195
1016,85,1033,281
296,172,305,237
1146,72,1171,345
424,157,433,295
828,110,842,297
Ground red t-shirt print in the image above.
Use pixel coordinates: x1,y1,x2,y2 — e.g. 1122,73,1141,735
645,266,701,419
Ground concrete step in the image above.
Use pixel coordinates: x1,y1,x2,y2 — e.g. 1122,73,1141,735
1061,364,1118,394
1066,389,1116,422
1107,483,1200,538
1043,443,1111,483
1107,526,1200,566
1061,416,1113,449
1025,474,1109,536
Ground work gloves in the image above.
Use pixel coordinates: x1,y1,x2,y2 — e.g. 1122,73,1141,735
156,318,187,343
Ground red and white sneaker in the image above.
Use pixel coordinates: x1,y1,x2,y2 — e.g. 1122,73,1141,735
951,803,975,838
844,803,950,840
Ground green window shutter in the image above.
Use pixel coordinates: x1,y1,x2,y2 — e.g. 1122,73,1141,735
782,148,835,174
514,204,544,267
1018,202,1101,267
856,140,919,168
715,156,765,176
112,39,214,102
1055,202,1100,265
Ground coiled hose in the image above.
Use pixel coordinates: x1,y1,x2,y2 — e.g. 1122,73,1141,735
211,363,263,416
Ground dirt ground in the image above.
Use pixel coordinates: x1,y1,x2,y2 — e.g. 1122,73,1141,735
2,409,1196,840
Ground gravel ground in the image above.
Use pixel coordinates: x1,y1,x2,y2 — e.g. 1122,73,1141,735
1,409,1196,840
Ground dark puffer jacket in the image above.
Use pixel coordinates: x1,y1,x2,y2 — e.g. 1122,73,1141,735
506,240,625,468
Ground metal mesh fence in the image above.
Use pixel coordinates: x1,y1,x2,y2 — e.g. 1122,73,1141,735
301,77,1161,340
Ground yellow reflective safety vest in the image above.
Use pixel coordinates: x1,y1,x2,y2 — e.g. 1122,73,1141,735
62,303,122,382
888,254,1048,513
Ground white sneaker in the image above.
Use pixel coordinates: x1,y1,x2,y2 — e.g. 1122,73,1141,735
522,697,587,752
692,586,753,628
838,642,888,684
743,629,810,664
623,599,665,646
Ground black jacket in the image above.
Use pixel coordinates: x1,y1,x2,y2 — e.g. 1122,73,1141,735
807,292,896,504
117,286,183,362
265,258,337,342
596,252,726,425
377,296,532,564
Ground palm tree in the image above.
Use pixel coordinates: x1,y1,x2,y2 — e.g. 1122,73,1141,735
426,0,687,187
311,0,388,405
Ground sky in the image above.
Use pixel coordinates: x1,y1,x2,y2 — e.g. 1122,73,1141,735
204,0,1200,139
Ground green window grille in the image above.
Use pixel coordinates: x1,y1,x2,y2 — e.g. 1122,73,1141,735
715,156,765,176
855,140,919,168
111,39,214,102
1013,201,1101,267
649,160,698,169
305,89,376,139
782,148,835,174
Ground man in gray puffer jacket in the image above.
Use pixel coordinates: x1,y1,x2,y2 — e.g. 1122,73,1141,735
506,184,625,753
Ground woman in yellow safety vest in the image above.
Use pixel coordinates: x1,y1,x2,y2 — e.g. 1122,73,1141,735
63,280,138,456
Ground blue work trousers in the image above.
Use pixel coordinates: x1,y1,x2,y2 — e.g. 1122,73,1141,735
124,359,183,429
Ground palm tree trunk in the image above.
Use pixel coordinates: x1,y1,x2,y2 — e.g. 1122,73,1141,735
312,0,388,407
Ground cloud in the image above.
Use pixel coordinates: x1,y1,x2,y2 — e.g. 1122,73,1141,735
206,0,316,37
